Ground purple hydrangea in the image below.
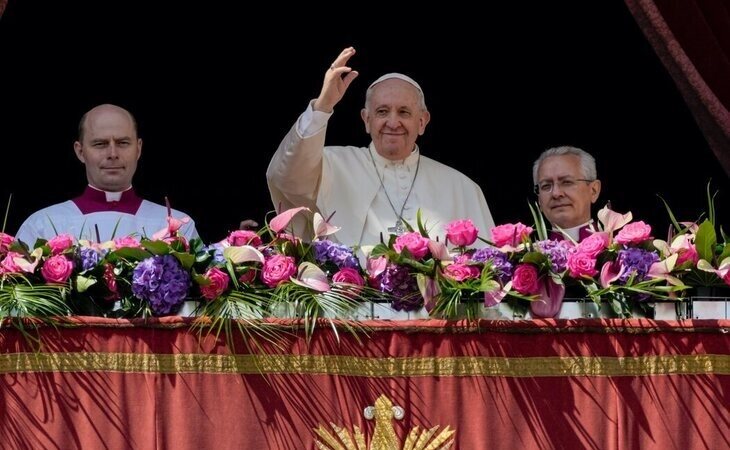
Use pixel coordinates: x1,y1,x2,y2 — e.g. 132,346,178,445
379,264,422,311
78,247,101,271
312,240,359,269
132,255,191,316
617,247,659,284
536,239,572,273
472,247,513,284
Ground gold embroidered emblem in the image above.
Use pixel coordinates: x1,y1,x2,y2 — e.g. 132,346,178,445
313,395,455,449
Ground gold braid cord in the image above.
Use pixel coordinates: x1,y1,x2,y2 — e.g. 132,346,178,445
314,395,454,450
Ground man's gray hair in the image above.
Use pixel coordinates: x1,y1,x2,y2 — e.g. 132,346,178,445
532,146,597,184
364,73,428,112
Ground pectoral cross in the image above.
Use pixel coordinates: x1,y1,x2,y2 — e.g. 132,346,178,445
388,219,406,236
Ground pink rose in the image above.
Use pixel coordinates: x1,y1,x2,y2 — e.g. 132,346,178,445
41,255,74,283
491,223,533,248
615,221,653,245
103,263,120,301
332,268,365,286
577,233,609,257
47,234,74,255
114,236,142,249
566,252,598,278
445,219,479,247
261,255,297,288
443,263,481,282
0,251,23,274
238,269,257,284
511,264,540,295
200,267,230,300
227,230,262,247
393,232,430,259
0,232,14,254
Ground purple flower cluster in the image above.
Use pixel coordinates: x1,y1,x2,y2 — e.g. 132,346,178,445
536,239,572,273
472,247,513,284
617,248,659,284
132,255,191,315
312,240,359,269
379,264,421,311
78,247,101,271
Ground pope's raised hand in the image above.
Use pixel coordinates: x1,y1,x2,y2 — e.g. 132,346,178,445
313,46,359,113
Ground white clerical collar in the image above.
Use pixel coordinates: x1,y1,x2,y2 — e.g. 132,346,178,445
553,220,594,242
88,184,132,202
369,143,420,168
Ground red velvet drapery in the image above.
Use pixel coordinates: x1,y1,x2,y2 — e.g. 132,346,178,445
1,317,728,449
626,0,730,174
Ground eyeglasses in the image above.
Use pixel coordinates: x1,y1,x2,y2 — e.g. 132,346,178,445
533,178,594,195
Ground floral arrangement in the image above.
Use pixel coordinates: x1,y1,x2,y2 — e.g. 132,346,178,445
2,194,727,337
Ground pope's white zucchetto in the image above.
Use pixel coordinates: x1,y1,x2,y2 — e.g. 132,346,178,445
368,73,424,100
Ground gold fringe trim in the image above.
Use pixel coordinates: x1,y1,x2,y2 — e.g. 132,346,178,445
1,352,728,377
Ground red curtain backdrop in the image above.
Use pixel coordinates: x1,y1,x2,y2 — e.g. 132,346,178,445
626,0,730,174
1,317,728,449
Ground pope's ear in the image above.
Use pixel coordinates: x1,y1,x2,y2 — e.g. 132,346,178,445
137,138,143,160
73,141,85,163
418,110,431,135
361,108,370,133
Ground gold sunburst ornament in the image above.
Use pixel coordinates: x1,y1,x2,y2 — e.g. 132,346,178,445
313,395,455,450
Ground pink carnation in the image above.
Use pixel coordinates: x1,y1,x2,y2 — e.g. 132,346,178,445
393,232,430,259
567,252,598,278
332,268,365,286
615,221,653,245
445,219,479,247
238,269,257,284
114,236,142,249
163,236,189,251
47,234,74,255
41,255,74,283
227,230,262,247
103,263,120,301
0,232,14,254
443,263,481,282
676,245,699,266
261,254,297,288
512,264,540,295
491,223,533,248
367,256,388,288
200,267,230,300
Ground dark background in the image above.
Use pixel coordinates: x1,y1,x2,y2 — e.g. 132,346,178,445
1,2,727,243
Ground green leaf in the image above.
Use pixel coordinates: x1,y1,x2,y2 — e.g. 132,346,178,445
369,243,390,258
172,251,195,270
75,275,97,293
142,240,172,255
113,247,152,261
695,220,717,262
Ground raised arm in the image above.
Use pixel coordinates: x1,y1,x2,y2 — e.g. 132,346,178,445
266,47,359,212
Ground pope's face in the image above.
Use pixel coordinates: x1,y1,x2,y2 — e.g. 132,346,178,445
361,79,430,161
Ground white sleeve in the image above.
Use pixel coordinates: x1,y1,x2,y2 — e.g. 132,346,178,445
296,100,333,138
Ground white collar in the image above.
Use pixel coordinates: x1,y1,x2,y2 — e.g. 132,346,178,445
88,184,132,202
553,220,594,242
369,143,420,168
